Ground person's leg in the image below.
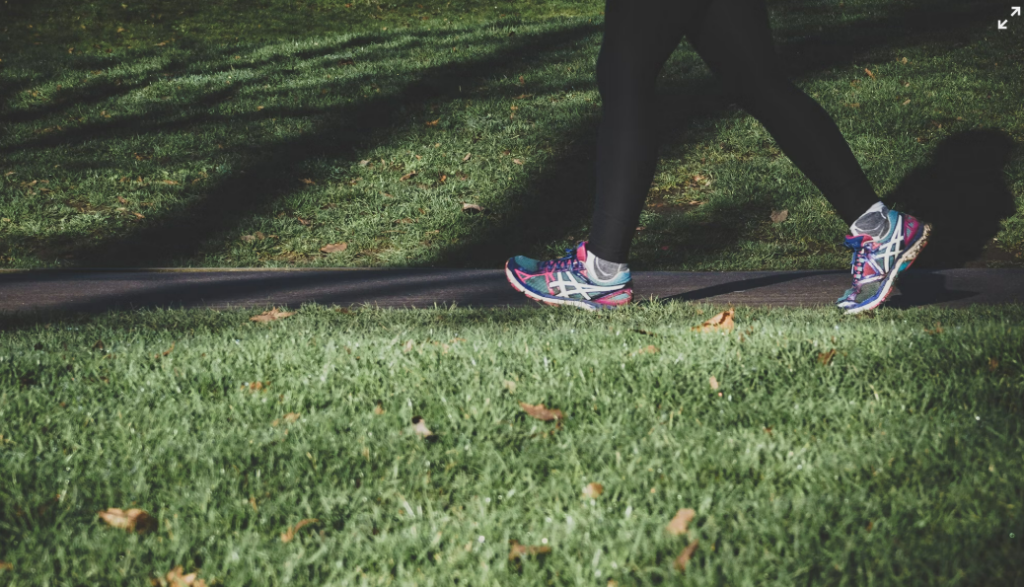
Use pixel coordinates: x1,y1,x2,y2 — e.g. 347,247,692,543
586,0,699,266
684,0,930,314
683,0,879,227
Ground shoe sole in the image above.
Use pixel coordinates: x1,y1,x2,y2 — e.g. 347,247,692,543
844,223,932,315
504,261,628,311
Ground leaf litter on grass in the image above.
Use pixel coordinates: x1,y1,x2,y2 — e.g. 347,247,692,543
666,508,696,536
153,566,207,587
508,539,552,561
519,402,563,422
582,482,604,499
280,518,319,543
693,308,735,333
97,508,157,534
412,416,433,438
250,308,295,323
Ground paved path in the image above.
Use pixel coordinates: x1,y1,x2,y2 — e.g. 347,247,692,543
0,268,1021,314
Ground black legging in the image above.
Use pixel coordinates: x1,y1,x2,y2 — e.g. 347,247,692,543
588,0,879,263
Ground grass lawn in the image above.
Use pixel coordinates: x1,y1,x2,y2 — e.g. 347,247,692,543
1,0,1022,270
1,303,1023,585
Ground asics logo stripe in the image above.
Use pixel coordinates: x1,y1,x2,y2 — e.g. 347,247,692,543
549,272,624,300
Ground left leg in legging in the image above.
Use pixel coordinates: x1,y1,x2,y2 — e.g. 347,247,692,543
684,0,879,226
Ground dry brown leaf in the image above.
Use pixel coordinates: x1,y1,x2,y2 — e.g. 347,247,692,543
845,102,861,109
0,562,13,571
519,402,563,422
709,376,719,390
412,416,433,438
165,566,207,587
133,212,146,219
988,357,1000,371
512,158,524,165
241,234,257,243
674,540,699,571
399,170,417,181
666,508,696,536
638,345,659,355
97,508,157,533
508,540,552,561
425,118,440,127
300,178,316,185
462,202,486,214
373,402,385,415
462,153,472,162
924,322,943,335
359,159,370,166
770,209,788,223
864,68,876,79
692,308,735,333
320,242,348,254
582,482,604,499
250,308,296,323
161,180,179,185
903,99,912,106
403,340,414,353
283,412,300,423
117,196,129,205
296,216,311,226
818,349,836,365
280,518,319,543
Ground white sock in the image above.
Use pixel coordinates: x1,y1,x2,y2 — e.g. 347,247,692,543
585,250,629,285
850,201,890,238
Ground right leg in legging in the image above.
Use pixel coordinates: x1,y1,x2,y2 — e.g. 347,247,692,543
587,0,703,264
684,0,879,226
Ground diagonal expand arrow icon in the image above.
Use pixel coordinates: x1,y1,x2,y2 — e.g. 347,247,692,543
998,19,1008,28
1012,6,1021,16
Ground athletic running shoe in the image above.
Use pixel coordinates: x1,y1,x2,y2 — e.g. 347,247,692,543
505,241,633,310
836,210,931,314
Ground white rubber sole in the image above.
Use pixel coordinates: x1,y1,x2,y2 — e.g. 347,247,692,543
504,262,627,311
844,223,932,315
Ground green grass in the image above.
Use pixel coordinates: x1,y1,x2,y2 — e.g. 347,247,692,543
1,0,1022,270
1,303,1023,585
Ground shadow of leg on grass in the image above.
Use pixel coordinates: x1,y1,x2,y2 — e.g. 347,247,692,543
884,129,1019,268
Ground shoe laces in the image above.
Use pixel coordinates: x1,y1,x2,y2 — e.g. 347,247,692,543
539,247,583,273
848,240,872,283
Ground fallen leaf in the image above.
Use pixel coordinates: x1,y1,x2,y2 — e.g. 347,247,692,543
508,540,551,561
97,508,157,533
818,349,836,365
0,562,12,571
320,242,348,254
988,357,999,371
165,566,207,587
403,340,414,353
582,482,604,499
247,381,264,392
155,342,174,358
666,508,696,536
462,202,486,214
133,212,145,219
924,322,943,335
283,412,300,423
519,402,563,422
770,209,788,223
673,540,699,571
903,99,911,105
241,234,257,243
864,68,876,79
249,308,296,323
901,57,908,64
845,102,861,109
300,178,316,185
161,180,179,185
117,196,128,205
296,216,311,226
280,518,319,543
400,171,417,181
93,340,105,350
373,402,385,415
425,118,440,126
462,153,471,162
709,376,719,390
412,416,433,438
512,158,524,165
638,345,659,354
439,174,447,183
692,308,735,333
359,159,370,166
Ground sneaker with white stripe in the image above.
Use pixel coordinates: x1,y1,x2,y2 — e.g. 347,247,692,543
505,241,633,311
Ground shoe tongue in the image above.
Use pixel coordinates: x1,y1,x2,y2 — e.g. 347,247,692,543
576,241,588,263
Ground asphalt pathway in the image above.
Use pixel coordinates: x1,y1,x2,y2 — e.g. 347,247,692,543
0,268,1021,314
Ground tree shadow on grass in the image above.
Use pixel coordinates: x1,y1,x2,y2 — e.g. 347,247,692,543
1,0,1012,277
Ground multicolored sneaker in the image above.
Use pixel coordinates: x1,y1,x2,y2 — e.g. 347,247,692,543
836,210,931,314
505,241,633,311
